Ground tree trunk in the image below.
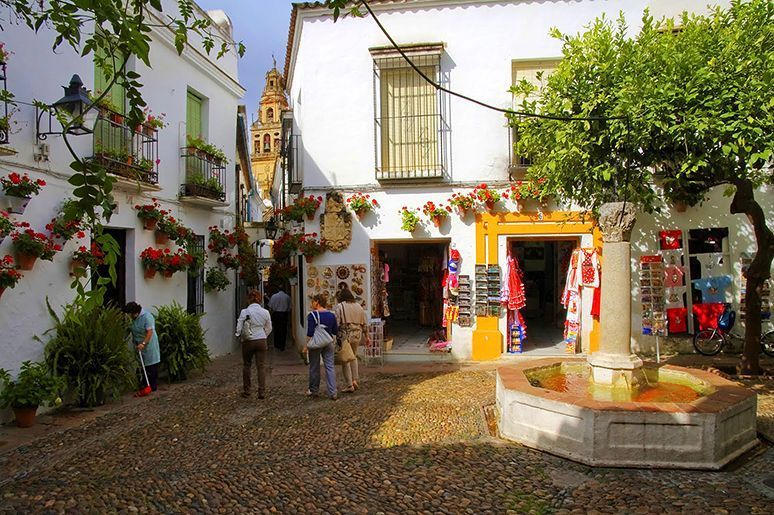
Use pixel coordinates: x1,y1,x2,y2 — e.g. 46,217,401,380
730,178,774,375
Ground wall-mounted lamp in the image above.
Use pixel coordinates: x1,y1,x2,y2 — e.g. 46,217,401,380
36,74,99,140
265,217,279,240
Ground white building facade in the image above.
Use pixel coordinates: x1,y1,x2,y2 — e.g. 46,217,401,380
281,0,771,361
0,2,246,375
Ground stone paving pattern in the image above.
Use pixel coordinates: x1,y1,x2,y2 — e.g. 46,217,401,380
1,353,773,514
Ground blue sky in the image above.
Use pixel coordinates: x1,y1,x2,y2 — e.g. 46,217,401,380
196,0,294,124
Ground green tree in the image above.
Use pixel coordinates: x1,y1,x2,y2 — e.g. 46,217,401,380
1,0,245,309
511,0,774,373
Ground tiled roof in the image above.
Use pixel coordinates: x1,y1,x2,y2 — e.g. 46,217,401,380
284,0,414,86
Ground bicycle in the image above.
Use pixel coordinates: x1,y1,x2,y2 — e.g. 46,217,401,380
693,306,774,357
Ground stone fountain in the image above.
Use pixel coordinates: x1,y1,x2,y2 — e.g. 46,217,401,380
496,203,758,469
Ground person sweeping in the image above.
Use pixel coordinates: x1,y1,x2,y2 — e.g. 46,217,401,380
123,302,161,397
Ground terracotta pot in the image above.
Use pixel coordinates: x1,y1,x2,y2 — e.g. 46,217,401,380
13,406,38,428
144,267,157,279
70,259,88,277
355,209,367,220
485,200,495,211
304,255,314,264
110,113,124,125
143,219,157,231
673,201,688,213
162,269,174,278
143,125,155,137
306,213,315,221
14,252,37,271
155,231,169,245
4,194,31,215
432,216,444,228
456,207,469,217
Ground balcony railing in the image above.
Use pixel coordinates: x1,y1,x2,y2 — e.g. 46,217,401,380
0,62,9,145
90,108,159,183
180,147,226,201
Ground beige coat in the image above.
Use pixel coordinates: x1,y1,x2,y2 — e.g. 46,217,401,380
333,302,367,351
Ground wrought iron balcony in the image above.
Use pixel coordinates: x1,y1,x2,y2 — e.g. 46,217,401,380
180,147,226,202
90,108,159,184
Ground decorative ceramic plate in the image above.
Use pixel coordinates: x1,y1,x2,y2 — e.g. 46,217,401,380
307,279,315,288
336,266,350,280
323,267,334,278
308,267,318,278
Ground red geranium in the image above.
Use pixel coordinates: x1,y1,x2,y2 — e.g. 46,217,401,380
0,172,45,197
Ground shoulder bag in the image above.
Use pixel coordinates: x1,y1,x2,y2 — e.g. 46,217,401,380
334,305,356,364
240,314,255,342
308,310,334,349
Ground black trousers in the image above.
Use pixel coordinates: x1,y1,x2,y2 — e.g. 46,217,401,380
272,311,289,350
140,363,159,391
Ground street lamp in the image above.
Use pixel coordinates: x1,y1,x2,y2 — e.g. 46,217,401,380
36,74,99,140
265,217,279,240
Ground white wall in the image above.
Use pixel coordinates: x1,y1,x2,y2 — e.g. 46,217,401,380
0,0,246,377
284,0,764,360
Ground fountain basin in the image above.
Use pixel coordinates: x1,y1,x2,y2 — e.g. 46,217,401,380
496,359,758,469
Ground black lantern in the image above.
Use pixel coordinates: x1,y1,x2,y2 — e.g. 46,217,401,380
265,217,279,240
37,74,99,140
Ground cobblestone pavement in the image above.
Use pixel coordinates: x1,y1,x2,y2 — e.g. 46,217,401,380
1,353,773,514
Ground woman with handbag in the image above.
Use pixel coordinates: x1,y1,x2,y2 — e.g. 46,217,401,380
235,290,273,399
305,294,339,400
333,287,369,393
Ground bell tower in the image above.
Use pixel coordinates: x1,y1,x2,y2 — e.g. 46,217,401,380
250,63,288,199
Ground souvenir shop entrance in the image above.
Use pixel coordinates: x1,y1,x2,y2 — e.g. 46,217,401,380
506,238,580,355
374,241,448,354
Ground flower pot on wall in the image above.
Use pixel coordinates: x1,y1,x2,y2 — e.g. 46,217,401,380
143,219,157,231
15,252,36,271
4,195,31,215
673,201,688,213
432,216,444,228
155,231,169,245
304,255,314,264
70,259,87,277
144,267,157,279
162,270,174,278
13,406,38,428
485,201,495,212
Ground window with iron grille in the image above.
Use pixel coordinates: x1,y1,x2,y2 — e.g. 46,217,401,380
510,59,559,180
187,235,205,315
372,46,449,181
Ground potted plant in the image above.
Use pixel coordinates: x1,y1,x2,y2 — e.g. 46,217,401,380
347,192,378,219
155,214,180,245
140,108,166,136
448,192,475,216
298,233,325,263
0,210,13,243
0,42,11,65
473,183,502,211
0,361,63,427
208,226,236,254
70,242,105,278
140,247,166,279
272,232,301,260
163,249,194,277
216,251,240,270
204,267,230,293
47,200,85,241
0,254,22,299
10,224,61,270
1,172,46,214
134,199,166,231
283,195,323,222
422,201,451,227
154,302,210,382
399,207,420,233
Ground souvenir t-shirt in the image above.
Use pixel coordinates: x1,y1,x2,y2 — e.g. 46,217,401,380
664,265,684,288
660,250,683,267
665,286,686,309
667,307,688,334
659,230,682,250
695,253,726,278
692,275,732,303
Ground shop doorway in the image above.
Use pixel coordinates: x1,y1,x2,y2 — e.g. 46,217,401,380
375,241,447,353
508,238,578,354
94,228,127,309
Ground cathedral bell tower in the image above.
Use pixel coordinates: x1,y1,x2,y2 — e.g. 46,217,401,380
250,65,288,200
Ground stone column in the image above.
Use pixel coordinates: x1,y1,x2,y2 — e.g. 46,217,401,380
587,202,644,388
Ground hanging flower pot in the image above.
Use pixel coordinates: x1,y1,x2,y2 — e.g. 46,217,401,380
144,267,157,279
70,259,88,278
162,269,174,278
14,252,36,271
304,254,314,264
432,216,444,228
306,212,315,221
12,406,38,428
4,195,31,215
456,206,469,217
143,124,155,137
143,218,158,231
673,201,688,213
485,200,495,211
355,209,367,220
155,231,169,245
109,112,124,124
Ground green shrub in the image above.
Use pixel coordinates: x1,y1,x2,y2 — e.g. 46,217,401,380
40,300,135,407
154,302,210,382
0,361,63,409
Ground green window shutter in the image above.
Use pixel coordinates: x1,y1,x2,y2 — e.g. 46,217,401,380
186,92,203,139
93,45,126,115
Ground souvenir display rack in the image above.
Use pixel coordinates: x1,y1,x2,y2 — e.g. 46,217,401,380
457,275,472,326
639,255,667,336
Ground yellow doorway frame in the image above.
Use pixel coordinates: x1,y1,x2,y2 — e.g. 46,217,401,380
471,210,603,361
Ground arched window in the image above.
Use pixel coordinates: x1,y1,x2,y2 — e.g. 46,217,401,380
263,134,271,152
266,108,274,122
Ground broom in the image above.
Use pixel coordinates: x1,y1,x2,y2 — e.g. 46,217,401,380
136,349,153,396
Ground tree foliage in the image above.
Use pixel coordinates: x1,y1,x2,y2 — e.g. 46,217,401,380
512,0,773,373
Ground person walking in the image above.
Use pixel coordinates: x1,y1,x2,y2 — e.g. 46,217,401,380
268,286,291,351
333,287,369,393
235,290,273,399
123,302,161,397
305,294,338,400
